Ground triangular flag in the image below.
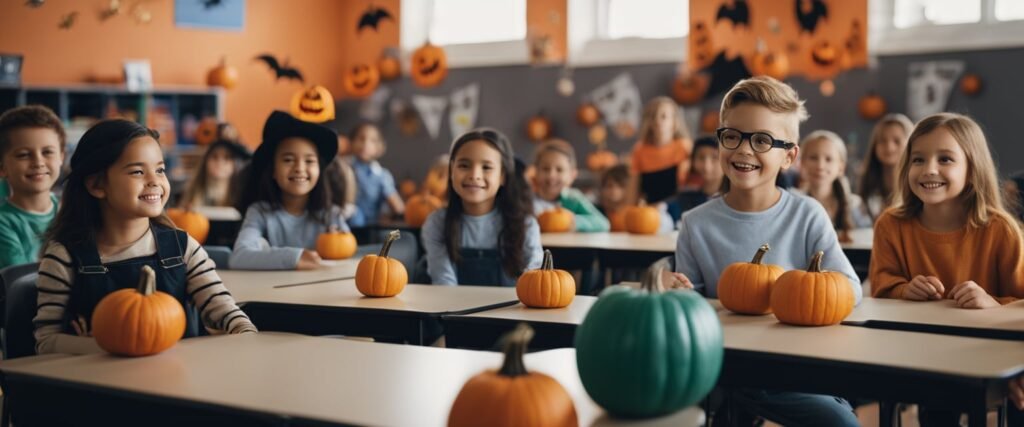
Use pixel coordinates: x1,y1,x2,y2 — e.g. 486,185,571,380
412,94,448,139
448,83,480,138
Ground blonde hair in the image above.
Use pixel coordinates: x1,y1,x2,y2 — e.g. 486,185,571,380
801,130,856,232
533,138,577,167
639,96,690,145
720,76,808,141
891,113,1020,235
857,113,914,214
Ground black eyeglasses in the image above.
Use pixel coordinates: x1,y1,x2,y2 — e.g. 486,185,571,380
716,127,795,153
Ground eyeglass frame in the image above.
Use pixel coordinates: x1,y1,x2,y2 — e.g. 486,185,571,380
716,127,796,152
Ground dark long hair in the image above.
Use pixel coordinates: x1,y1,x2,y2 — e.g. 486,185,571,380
43,119,172,248
443,128,531,278
233,142,333,226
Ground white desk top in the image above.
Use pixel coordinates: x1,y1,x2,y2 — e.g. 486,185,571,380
844,297,1024,332
455,296,598,324
841,227,873,250
193,206,242,222
0,333,704,427
541,232,677,253
219,259,360,298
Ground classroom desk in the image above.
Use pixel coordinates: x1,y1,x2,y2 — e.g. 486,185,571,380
192,206,243,247
842,297,1024,340
219,258,361,294
445,297,597,351
0,333,705,427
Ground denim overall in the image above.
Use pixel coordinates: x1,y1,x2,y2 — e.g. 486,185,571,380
63,225,199,337
455,248,516,287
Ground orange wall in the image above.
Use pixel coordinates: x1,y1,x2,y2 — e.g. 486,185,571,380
337,0,401,80
0,0,351,147
527,0,568,62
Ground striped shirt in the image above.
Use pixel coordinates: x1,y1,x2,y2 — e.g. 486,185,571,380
34,230,257,354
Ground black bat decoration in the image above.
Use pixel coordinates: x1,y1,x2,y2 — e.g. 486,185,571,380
357,6,393,32
26,0,45,8
796,0,828,34
201,0,224,9
59,11,78,29
254,54,304,83
716,0,749,28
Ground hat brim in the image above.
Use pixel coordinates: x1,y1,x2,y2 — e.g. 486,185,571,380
252,110,338,171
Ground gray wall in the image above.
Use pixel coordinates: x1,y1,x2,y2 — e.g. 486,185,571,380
330,47,1024,184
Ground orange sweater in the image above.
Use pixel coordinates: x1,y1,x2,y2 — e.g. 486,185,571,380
869,210,1024,304
630,138,692,185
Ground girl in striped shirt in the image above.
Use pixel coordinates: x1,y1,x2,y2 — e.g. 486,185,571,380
34,119,255,355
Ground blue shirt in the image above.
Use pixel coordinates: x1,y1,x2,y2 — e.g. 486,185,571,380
350,158,397,224
421,208,543,285
230,202,350,270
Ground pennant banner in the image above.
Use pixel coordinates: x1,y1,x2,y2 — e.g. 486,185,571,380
449,83,480,138
589,73,641,139
411,94,449,140
907,61,964,122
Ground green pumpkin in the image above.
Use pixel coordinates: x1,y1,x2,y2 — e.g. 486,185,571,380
574,268,723,418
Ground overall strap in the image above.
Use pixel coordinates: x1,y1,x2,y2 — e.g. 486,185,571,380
152,225,186,269
68,238,108,275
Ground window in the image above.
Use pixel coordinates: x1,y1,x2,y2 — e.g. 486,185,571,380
996,0,1024,21
428,0,526,45
893,0,981,28
604,0,688,39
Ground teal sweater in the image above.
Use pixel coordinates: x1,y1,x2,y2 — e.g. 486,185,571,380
0,193,58,268
532,188,610,232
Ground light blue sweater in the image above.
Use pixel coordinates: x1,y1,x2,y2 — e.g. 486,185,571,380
674,188,862,303
422,208,543,285
230,202,350,270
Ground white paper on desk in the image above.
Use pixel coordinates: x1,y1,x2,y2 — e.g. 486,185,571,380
318,260,339,267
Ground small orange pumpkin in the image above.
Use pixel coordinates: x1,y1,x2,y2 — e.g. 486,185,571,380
194,118,219,146
588,125,608,146
586,150,618,173
206,56,238,90
538,207,574,233
516,250,575,308
608,209,627,232
718,244,784,315
290,85,336,123
92,265,186,356
399,179,418,200
671,72,709,105
355,230,408,297
749,51,789,81
404,191,443,228
858,93,887,120
576,103,601,127
316,228,358,260
411,42,448,88
526,114,552,142
770,251,855,326
625,202,660,235
378,50,402,81
960,73,982,96
166,208,210,244
343,63,381,98
448,323,578,427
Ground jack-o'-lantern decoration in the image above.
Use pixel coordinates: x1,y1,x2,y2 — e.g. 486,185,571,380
960,73,982,96
411,42,448,88
808,40,843,79
588,125,608,146
577,103,601,127
378,50,401,81
689,21,715,70
206,57,238,90
343,63,380,98
290,85,336,123
672,72,710,105
858,93,887,121
749,51,790,81
526,114,552,142
194,118,219,146
700,110,719,134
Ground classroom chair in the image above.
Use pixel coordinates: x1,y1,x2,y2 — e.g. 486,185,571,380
203,245,232,269
3,269,38,359
0,262,39,329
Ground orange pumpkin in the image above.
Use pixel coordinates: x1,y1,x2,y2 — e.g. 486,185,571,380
858,93,887,120
700,110,719,134
343,63,380,98
166,208,210,244
538,207,574,233
770,251,855,326
749,51,789,81
449,323,578,427
316,229,358,260
588,125,608,146
960,73,982,96
576,103,601,127
194,118,219,147
810,40,839,68
608,209,627,232
206,56,238,90
526,114,552,142
672,72,709,105
92,265,186,356
625,202,660,235
399,179,418,200
586,150,618,173
516,250,575,308
290,85,336,123
404,192,443,228
411,42,448,88
355,230,408,297
718,244,784,315
378,50,402,81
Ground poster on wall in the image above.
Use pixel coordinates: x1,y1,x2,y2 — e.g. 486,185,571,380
412,95,449,140
589,73,642,140
175,0,246,31
449,83,480,137
907,60,964,122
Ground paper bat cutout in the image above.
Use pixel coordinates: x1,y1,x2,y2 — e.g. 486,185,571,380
357,6,393,32
59,11,78,29
716,0,749,28
202,0,224,9
255,54,304,83
796,0,828,34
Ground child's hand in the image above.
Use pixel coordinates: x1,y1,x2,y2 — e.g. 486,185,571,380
1009,375,1024,410
904,275,944,300
297,250,323,270
949,281,1000,309
661,270,693,289
71,315,91,337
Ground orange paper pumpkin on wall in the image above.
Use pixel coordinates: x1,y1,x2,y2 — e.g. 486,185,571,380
290,85,336,123
343,63,380,98
858,93,887,120
411,43,448,88
526,114,552,142
577,103,601,127
960,73,982,96
672,72,710,105
194,118,219,146
206,57,238,90
749,51,790,81
378,51,402,81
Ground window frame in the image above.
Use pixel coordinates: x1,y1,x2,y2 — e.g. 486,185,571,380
875,0,1024,55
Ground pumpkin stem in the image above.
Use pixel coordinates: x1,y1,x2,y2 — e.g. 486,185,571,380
807,251,825,273
137,265,156,296
640,267,665,294
497,323,534,377
751,244,770,264
541,250,553,270
378,230,401,257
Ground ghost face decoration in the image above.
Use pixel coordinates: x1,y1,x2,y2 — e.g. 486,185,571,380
411,43,448,88
907,61,965,121
343,64,380,98
290,85,336,123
